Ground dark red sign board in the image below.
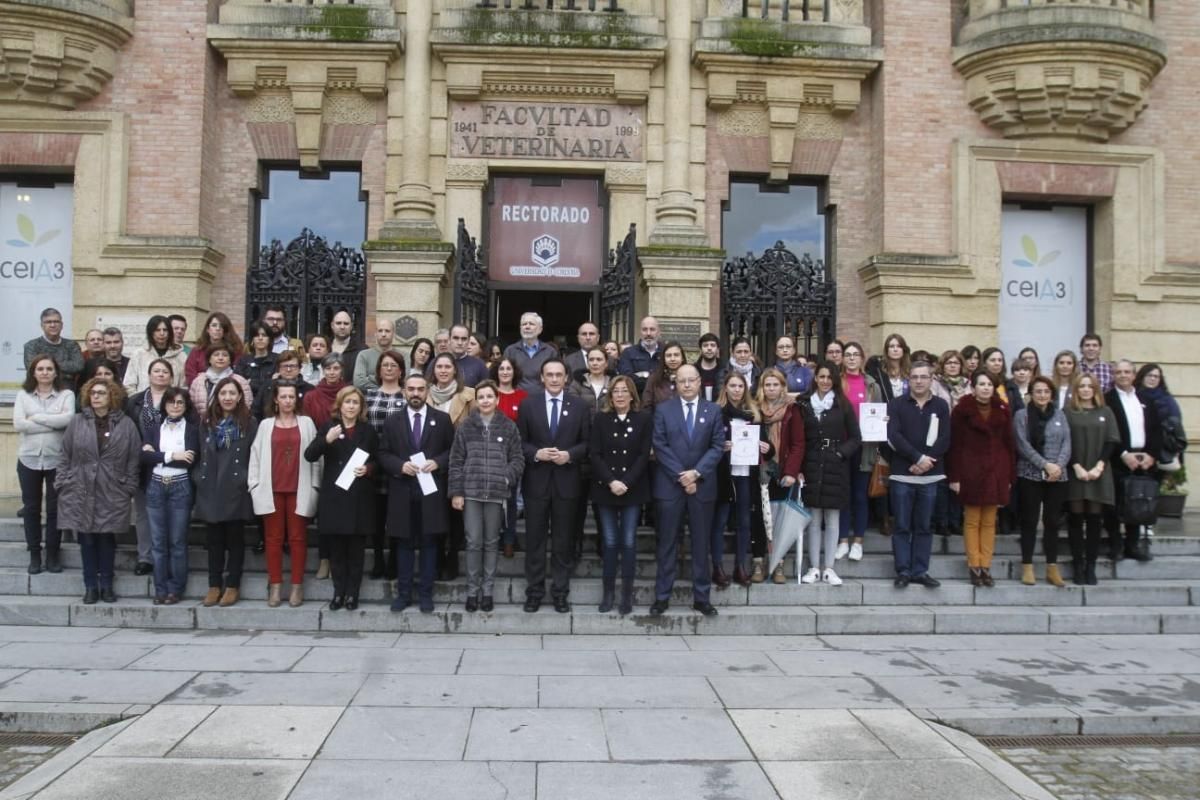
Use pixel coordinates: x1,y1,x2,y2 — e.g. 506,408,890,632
487,176,605,286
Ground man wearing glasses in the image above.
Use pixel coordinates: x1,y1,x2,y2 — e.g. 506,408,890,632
23,308,84,387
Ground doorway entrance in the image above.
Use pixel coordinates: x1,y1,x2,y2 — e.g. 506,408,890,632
493,289,594,352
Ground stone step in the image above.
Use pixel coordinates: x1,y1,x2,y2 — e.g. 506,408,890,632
0,594,1197,636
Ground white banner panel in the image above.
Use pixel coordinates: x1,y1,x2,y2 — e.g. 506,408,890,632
999,205,1088,373
0,184,74,402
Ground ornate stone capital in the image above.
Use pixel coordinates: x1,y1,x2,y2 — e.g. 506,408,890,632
0,0,133,109
954,3,1166,141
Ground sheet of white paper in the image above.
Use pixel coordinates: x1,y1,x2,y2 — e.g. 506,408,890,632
410,451,439,496
335,448,370,491
858,403,889,442
730,420,761,467
925,414,940,448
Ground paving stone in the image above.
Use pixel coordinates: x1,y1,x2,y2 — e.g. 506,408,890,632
815,606,934,635
248,630,400,648
683,635,830,651
27,756,308,800
71,600,195,629
852,709,966,759
1083,583,1192,607
616,650,782,677
457,648,620,676
537,676,722,708
0,642,154,670
817,634,1092,652
933,607,1050,634
1078,710,1200,735
0,625,110,643
710,677,902,709
767,649,937,678
536,762,779,800
351,674,539,708
1085,634,1200,649
288,760,535,800
1032,674,1200,716
290,646,460,674
872,675,1075,712
195,604,320,632
920,706,1082,736
0,668,192,705
93,705,216,757
973,584,1082,607
1055,648,1200,675
98,629,254,646
393,633,541,649
765,758,1025,800
169,705,342,760
129,644,310,672
730,709,894,761
604,708,752,760
166,671,366,706
912,649,1084,677
1046,607,1161,634
0,701,136,733
464,708,608,761
541,634,689,651
318,706,471,760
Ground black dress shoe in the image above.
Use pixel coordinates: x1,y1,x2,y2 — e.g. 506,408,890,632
893,575,911,589
692,601,719,617
465,596,479,612
329,596,345,611
133,562,152,576
419,599,435,614
82,588,99,604
481,596,494,612
523,597,541,613
100,587,117,603
44,550,61,573
253,540,265,555
553,597,571,614
910,574,941,588
27,552,42,576
345,597,359,611
649,599,669,616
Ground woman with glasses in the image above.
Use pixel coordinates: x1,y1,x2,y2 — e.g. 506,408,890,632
251,350,313,419
139,387,199,605
835,342,880,561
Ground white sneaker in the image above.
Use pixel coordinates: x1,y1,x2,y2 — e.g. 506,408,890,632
849,543,864,561
823,568,843,586
800,568,821,584
834,542,850,560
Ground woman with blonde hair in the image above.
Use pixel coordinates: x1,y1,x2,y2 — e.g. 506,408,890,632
1064,373,1120,585
715,371,773,585
1050,349,1078,409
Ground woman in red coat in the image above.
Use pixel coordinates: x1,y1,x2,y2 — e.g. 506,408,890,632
947,371,1016,587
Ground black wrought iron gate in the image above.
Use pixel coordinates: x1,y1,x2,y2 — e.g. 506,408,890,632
245,228,366,345
600,223,637,346
453,218,489,337
720,241,836,365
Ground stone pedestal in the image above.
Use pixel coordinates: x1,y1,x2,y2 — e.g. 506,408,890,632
363,241,454,345
639,246,726,351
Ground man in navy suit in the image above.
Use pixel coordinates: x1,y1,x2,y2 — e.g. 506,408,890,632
650,364,725,617
516,358,591,613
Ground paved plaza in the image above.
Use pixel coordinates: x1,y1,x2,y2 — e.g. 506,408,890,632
2,628,1200,798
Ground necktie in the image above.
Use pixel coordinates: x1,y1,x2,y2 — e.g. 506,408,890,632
411,412,422,450
685,402,695,438
550,397,560,439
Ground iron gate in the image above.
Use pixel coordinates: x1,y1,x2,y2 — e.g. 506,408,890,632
453,218,489,337
245,228,366,345
600,223,637,346
720,240,836,365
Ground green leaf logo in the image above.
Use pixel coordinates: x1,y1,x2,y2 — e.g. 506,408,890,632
6,213,61,249
1012,235,1061,269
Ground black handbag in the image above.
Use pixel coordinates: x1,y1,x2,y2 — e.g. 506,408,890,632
1122,473,1159,527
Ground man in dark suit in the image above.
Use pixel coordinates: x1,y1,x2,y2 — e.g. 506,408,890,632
516,358,591,613
1104,359,1162,562
650,364,725,617
378,373,456,613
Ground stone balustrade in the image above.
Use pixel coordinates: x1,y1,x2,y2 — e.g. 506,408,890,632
966,0,1150,18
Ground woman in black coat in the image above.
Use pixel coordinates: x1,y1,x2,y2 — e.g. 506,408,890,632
714,372,774,586
305,385,377,610
589,375,652,615
797,362,861,586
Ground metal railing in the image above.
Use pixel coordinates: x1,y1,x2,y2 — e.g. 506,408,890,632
967,0,1151,17
474,0,624,10
741,0,830,22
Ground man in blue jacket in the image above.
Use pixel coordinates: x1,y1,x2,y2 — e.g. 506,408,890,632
885,360,951,588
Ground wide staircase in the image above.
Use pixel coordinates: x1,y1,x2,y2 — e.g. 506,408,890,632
0,515,1197,635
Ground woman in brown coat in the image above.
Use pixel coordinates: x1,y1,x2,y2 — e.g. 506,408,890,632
56,378,142,604
947,371,1016,587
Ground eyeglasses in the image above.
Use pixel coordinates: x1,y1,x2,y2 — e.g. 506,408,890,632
90,389,109,397
43,319,63,325
279,363,299,370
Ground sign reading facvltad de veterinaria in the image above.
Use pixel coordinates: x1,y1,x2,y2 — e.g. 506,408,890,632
450,101,643,162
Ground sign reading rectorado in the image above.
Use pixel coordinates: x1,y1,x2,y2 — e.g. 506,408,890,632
450,101,644,161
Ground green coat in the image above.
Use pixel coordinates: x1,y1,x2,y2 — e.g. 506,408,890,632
1065,406,1120,506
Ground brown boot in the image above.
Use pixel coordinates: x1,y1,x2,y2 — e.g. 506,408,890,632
712,565,731,590
733,564,751,588
203,587,221,607
1021,564,1036,586
289,584,304,608
267,583,282,608
1045,563,1066,588
503,543,514,559
219,587,239,607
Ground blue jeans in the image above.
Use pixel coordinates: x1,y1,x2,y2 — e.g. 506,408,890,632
16,463,60,554
597,504,639,585
146,476,193,597
78,533,117,591
889,480,938,578
713,475,752,571
839,464,871,541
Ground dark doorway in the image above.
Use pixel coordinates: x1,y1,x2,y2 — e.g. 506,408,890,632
493,289,594,352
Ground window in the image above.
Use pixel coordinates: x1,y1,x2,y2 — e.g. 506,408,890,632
721,180,827,263
255,168,367,251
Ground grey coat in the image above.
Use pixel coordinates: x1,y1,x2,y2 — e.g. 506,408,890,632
55,409,142,534
448,411,524,503
1013,406,1072,482
193,419,258,523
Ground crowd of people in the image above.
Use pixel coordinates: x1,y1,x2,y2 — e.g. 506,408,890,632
13,305,1186,615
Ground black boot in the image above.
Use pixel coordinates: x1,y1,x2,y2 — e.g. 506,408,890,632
44,549,61,573
27,551,42,576
598,580,615,613
1072,558,1086,586
1085,560,1098,586
619,579,634,615
1135,528,1153,562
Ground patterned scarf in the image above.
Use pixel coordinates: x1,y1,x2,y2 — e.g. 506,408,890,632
140,388,162,434
429,380,459,410
211,416,240,451
760,400,790,463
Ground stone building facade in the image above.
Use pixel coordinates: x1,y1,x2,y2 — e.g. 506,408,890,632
0,0,1195,497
